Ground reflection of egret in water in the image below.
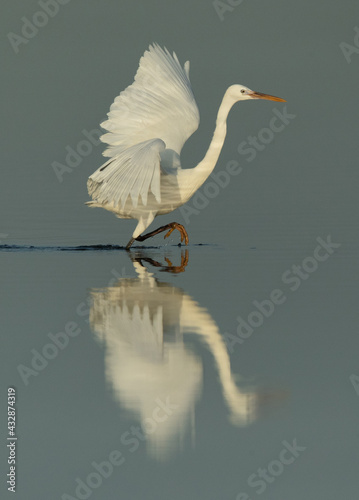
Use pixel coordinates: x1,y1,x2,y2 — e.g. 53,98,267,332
89,251,258,459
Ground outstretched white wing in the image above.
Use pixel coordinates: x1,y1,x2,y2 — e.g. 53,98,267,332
88,44,199,210
87,138,165,209
100,43,200,157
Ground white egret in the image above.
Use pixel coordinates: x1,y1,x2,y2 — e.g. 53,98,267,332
86,44,285,249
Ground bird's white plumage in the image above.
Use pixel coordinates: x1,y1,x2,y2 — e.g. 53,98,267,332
87,44,200,216
100,44,199,156
87,138,165,209
87,44,285,245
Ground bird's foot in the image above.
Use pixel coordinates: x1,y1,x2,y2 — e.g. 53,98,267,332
128,222,189,248
164,222,189,245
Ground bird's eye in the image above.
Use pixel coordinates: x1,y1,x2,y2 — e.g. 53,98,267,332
241,89,246,94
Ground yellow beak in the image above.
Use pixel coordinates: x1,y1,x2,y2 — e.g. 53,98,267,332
250,91,286,102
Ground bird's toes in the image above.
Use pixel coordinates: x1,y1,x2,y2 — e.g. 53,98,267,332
164,228,174,240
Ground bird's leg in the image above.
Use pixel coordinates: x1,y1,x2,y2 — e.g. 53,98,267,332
128,222,189,247
125,237,136,250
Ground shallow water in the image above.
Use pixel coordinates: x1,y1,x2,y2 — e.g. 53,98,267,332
2,227,358,499
2,0,359,497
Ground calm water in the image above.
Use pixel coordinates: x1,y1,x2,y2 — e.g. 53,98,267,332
1,222,358,499
2,0,359,498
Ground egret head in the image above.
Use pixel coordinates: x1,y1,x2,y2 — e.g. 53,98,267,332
228,84,286,103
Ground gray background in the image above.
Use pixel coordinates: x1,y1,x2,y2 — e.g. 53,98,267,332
1,0,359,499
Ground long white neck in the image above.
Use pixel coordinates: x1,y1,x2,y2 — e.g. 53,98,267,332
189,89,237,193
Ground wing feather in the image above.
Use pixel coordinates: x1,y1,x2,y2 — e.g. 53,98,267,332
87,139,165,209
100,43,200,157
